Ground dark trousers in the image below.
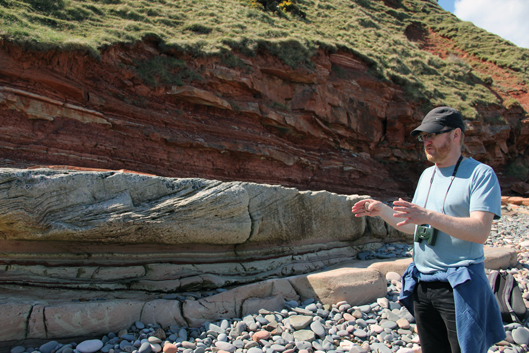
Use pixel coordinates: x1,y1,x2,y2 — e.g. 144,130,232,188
414,281,461,353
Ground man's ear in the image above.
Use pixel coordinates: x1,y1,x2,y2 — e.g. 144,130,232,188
453,128,462,141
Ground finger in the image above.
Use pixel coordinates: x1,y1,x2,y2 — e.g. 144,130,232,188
352,200,371,211
396,219,410,227
393,200,409,207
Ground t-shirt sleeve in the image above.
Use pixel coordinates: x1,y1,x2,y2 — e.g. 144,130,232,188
469,167,502,219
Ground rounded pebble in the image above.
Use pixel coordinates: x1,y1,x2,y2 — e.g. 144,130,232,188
513,327,529,345
76,340,103,353
163,343,177,353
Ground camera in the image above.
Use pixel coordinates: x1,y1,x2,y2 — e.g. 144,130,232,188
414,224,437,246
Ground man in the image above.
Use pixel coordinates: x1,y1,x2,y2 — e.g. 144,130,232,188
351,107,505,353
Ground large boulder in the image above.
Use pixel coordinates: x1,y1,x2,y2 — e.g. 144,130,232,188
0,168,410,291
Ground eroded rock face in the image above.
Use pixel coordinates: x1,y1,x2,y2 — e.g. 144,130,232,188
1,39,526,199
0,168,409,292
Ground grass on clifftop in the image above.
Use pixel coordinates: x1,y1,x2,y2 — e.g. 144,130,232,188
1,0,528,120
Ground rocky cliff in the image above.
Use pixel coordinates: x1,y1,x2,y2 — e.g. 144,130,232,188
1,28,527,198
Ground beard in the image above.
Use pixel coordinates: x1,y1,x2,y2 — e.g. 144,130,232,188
425,135,452,164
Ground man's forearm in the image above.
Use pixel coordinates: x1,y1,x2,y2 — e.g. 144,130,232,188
376,203,416,235
426,210,494,244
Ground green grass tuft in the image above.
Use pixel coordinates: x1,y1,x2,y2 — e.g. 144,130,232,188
135,56,202,88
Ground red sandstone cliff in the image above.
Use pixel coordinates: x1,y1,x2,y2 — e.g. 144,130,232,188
0,33,527,199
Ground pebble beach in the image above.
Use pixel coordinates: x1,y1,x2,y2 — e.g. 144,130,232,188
9,205,529,353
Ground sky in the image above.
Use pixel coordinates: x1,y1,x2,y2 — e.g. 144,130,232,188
437,0,529,49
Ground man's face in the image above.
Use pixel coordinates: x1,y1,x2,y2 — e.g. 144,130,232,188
422,130,454,164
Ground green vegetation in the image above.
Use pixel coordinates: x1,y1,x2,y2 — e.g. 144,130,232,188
1,0,528,119
135,56,202,87
505,161,529,181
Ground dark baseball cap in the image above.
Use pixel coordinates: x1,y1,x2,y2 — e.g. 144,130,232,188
411,107,466,137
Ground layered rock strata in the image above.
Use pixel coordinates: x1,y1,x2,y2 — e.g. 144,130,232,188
0,248,517,346
0,168,409,293
1,40,527,198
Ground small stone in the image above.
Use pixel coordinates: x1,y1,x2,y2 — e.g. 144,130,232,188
215,341,236,352
256,316,269,325
271,344,286,352
343,313,355,322
182,341,196,349
386,272,402,282
361,342,371,352
370,343,392,353
179,328,188,341
232,322,247,337
377,298,389,309
397,318,410,329
356,319,367,327
40,341,59,353
296,341,312,350
322,341,334,351
151,343,162,353
305,303,318,312
358,305,371,313
101,344,114,353
148,336,162,344
120,340,132,350
512,327,529,345
371,325,384,334
245,341,259,349
121,334,136,341
10,347,25,353
292,308,313,315
135,321,145,329
381,321,398,330
282,332,294,342
77,339,104,353
310,320,326,337
138,342,152,353
316,309,329,318
292,330,315,342
154,327,166,340
349,346,367,353
163,343,177,353
248,348,263,353
353,330,367,339
253,330,271,342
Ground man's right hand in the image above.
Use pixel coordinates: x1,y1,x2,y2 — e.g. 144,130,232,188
351,199,383,217
351,198,415,235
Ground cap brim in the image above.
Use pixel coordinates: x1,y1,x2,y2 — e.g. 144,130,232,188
410,122,445,137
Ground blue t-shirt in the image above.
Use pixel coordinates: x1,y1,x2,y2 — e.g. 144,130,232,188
412,157,501,273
